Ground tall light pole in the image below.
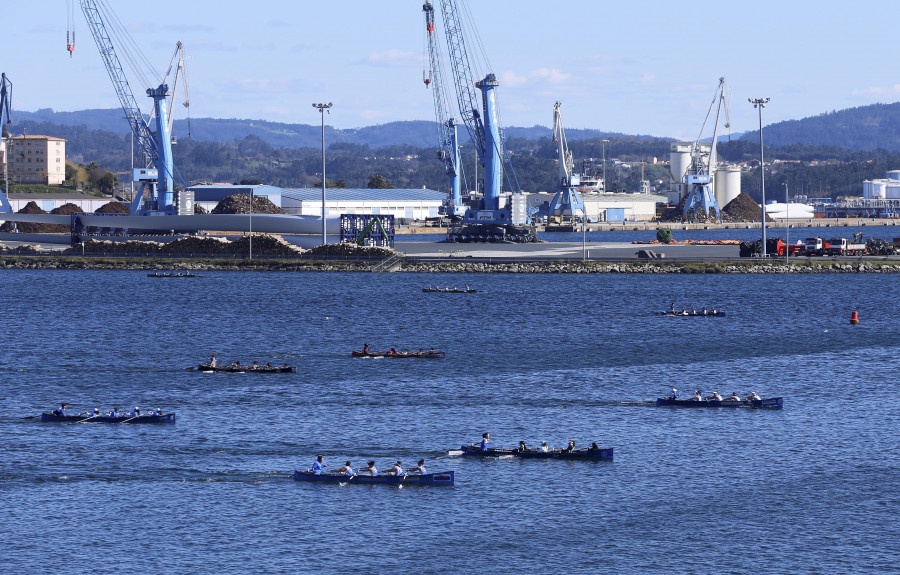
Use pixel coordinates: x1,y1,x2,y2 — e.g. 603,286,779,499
601,139,610,192
783,182,789,265
249,186,253,260
313,102,333,246
749,98,770,256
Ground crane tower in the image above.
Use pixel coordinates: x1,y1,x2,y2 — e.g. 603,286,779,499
683,77,730,221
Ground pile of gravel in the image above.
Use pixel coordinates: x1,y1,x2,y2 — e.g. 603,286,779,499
306,243,394,257
722,193,773,223
64,234,305,256
96,201,130,214
211,194,285,215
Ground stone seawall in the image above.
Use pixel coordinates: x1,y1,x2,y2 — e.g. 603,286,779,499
2,256,899,274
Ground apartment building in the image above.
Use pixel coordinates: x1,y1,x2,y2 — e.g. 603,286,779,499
6,135,66,185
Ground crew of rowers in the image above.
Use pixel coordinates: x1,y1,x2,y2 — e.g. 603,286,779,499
52,403,164,417
362,344,436,356
667,389,762,402
478,432,602,453
308,455,428,477
208,355,283,370
668,303,719,315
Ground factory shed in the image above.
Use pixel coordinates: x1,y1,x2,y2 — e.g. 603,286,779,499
280,188,444,222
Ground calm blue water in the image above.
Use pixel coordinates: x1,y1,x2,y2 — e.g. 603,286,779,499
3,270,899,574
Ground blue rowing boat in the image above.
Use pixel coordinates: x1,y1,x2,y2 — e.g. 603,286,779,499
40,412,176,423
453,445,613,460
655,397,783,409
292,470,455,486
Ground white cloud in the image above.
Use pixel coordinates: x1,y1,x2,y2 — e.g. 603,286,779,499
851,85,900,98
367,49,418,68
500,68,571,88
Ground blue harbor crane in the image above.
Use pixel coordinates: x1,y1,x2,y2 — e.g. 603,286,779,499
423,0,537,242
548,101,585,223
423,1,463,218
683,77,730,221
0,73,13,213
72,0,188,215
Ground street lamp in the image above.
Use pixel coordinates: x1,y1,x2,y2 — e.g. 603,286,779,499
601,139,610,192
749,98,770,256
783,182,789,265
313,102,333,246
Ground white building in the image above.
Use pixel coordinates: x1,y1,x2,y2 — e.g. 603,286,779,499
863,170,900,199
280,188,444,221
7,135,67,185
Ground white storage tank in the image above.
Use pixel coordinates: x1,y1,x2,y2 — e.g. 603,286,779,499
864,180,887,199
669,143,692,183
885,183,900,199
714,166,741,207
886,170,900,181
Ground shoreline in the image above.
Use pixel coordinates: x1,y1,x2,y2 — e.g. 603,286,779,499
1,255,898,274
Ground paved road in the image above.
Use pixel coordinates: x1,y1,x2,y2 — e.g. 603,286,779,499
396,241,739,260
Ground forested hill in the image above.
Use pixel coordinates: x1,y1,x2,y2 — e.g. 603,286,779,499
11,108,626,149
741,102,900,151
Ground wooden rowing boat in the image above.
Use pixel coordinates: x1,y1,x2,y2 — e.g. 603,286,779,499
422,287,477,293
655,397,783,408
350,351,445,359
40,412,176,423
453,445,613,460
197,364,295,373
292,470,455,485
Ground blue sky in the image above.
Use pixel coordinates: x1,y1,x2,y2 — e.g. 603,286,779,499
3,1,898,141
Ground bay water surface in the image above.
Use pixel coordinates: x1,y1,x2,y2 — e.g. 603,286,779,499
2,270,898,574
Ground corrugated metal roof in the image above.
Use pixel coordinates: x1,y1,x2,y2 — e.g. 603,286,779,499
281,188,444,202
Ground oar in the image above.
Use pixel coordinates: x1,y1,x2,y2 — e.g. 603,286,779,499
119,414,142,424
77,414,102,424
447,450,463,456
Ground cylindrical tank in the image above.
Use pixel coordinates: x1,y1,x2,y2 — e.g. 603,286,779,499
669,143,692,182
714,166,741,207
886,170,900,181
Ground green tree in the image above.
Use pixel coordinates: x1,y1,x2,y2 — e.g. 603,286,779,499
367,173,391,189
98,172,118,195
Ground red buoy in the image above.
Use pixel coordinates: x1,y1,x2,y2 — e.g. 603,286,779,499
850,311,859,325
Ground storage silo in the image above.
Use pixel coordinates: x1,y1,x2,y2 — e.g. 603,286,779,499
886,170,900,181
669,143,692,183
714,166,741,207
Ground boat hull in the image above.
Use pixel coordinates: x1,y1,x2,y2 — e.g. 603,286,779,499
655,397,783,409
40,412,176,423
658,311,726,317
292,470,454,485
422,288,477,293
456,445,613,460
197,364,294,373
350,351,445,359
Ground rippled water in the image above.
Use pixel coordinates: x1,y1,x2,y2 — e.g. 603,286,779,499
2,270,899,573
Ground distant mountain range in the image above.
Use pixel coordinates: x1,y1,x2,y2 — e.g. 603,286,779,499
12,101,900,151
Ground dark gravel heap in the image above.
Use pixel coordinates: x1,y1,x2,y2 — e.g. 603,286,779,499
0,201,51,233
96,201,130,214
63,234,305,256
722,193,774,223
211,194,285,215
306,243,394,257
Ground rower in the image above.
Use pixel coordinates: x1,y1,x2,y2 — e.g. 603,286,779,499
711,306,718,315
518,441,528,453
358,461,378,476
334,461,354,477
251,361,259,370
701,307,708,315
108,407,121,418
310,455,327,475
128,407,141,417
565,440,575,453
588,442,600,451
209,354,217,368
407,459,427,475
746,391,762,401
363,343,370,354
387,461,404,476
540,441,549,452
480,432,491,451
53,403,68,416
690,306,696,315
670,302,676,313
689,390,702,401
706,390,722,401
667,388,678,399
723,392,741,402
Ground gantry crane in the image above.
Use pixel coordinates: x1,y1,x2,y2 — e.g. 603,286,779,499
548,101,585,223
71,0,187,215
424,0,536,242
0,73,12,213
423,2,463,218
683,77,730,221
